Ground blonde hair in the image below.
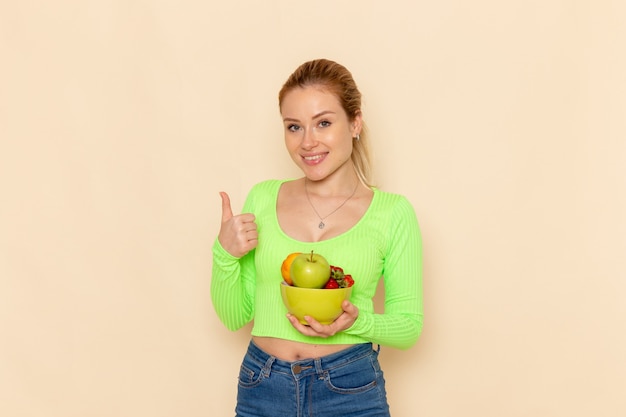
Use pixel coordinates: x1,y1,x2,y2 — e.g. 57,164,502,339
278,59,374,187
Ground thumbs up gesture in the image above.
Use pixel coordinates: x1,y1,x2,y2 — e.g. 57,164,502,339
218,192,258,258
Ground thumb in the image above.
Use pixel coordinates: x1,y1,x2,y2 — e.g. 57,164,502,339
219,191,234,222
342,300,359,315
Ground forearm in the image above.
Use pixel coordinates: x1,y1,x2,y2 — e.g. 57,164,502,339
210,239,255,331
345,310,423,350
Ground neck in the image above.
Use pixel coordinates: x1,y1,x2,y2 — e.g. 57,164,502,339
304,168,361,198
304,175,361,230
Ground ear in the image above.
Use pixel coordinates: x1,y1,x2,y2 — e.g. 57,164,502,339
351,111,363,137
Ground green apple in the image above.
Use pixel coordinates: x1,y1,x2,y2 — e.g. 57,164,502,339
290,251,331,289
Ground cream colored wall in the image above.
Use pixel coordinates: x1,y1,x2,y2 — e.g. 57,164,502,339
1,1,624,416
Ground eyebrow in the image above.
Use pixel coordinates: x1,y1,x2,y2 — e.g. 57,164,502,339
283,110,336,123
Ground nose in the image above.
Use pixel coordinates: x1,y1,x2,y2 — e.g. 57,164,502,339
301,127,317,149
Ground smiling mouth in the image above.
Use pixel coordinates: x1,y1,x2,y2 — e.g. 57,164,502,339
302,153,327,165
303,154,325,162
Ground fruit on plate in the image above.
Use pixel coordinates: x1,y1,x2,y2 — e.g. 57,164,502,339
280,252,302,285
290,250,331,289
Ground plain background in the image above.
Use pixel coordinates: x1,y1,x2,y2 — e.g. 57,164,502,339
1,1,625,416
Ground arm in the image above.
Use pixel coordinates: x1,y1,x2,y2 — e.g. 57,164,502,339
211,241,256,330
347,197,423,349
288,197,423,349
210,191,258,331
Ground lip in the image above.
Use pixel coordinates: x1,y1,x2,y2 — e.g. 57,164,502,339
301,152,328,166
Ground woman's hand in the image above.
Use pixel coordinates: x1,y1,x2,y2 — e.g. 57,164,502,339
286,300,359,338
218,192,258,258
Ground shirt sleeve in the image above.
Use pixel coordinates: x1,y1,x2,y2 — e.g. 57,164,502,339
344,196,424,349
210,189,258,331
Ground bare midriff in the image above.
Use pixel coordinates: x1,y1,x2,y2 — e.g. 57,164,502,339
252,336,356,362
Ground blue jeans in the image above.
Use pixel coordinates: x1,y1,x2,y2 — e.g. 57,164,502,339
235,340,391,417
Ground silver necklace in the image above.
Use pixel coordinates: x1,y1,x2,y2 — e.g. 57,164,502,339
304,178,359,229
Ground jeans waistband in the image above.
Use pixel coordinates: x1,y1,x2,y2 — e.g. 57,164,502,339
246,340,377,377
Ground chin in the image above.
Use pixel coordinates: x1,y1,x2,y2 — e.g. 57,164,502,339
303,170,330,182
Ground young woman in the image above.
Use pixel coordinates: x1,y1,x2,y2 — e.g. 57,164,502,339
212,59,423,417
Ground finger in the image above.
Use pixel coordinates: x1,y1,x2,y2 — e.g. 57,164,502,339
303,316,335,337
234,218,257,236
287,314,319,336
246,230,258,242
342,300,358,316
304,315,322,328
219,192,234,223
286,314,309,331
238,213,256,225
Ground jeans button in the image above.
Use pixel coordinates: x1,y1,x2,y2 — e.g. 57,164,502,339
293,365,302,374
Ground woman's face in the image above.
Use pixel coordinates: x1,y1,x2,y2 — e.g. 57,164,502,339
280,86,361,182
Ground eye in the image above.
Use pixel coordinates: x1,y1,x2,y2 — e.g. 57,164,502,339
287,124,301,132
319,120,331,128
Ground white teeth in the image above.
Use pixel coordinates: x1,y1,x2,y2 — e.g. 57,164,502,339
304,154,324,161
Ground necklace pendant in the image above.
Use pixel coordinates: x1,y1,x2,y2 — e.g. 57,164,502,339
318,221,325,229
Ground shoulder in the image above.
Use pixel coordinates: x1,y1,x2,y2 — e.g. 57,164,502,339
243,179,287,209
372,189,416,214
370,190,421,249
247,179,289,197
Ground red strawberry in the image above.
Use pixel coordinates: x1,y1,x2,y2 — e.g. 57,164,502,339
324,278,340,289
330,266,344,280
328,265,354,288
343,275,354,288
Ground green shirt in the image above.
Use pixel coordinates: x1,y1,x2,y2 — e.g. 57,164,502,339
211,179,423,349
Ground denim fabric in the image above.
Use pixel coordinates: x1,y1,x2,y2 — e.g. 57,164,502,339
235,341,390,417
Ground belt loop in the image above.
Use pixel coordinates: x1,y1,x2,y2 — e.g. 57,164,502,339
262,355,275,378
314,357,323,375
